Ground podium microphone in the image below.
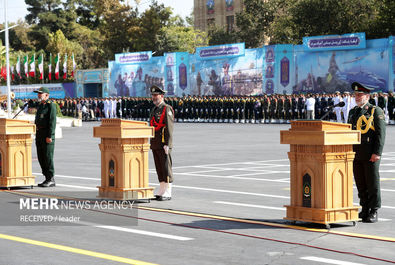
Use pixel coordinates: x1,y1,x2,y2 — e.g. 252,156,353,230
320,101,345,120
12,103,29,119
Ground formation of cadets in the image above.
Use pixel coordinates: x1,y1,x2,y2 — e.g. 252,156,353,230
44,91,395,124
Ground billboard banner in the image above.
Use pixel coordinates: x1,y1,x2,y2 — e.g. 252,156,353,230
390,36,395,92
0,83,73,99
294,38,389,94
303,32,366,52
115,51,152,64
109,56,165,97
189,48,263,96
195,43,245,60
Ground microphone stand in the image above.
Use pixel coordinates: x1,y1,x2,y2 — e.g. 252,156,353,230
12,103,28,119
320,107,333,121
320,102,345,121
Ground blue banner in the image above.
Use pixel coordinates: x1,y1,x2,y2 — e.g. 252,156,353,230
390,36,395,92
3,83,69,99
195,43,245,60
115,51,152,64
303,33,366,51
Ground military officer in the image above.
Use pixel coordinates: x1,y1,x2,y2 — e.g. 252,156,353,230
388,91,394,124
34,87,57,187
348,82,386,223
149,85,174,201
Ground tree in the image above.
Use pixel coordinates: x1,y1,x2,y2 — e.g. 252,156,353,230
131,1,173,52
267,0,377,44
25,0,77,50
94,0,139,58
71,23,106,68
235,0,274,48
156,26,208,55
0,20,35,52
208,26,238,46
46,30,83,80
368,0,395,39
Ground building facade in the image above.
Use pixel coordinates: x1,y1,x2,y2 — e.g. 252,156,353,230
194,0,244,32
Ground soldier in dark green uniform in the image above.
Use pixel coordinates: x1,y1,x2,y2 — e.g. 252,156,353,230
149,85,174,201
348,82,386,223
34,87,57,187
388,91,394,125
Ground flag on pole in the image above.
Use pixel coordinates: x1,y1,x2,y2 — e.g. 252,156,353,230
63,53,68,79
23,55,28,77
55,53,59,80
0,67,6,80
11,66,15,81
38,54,44,80
16,56,21,78
72,53,76,78
29,54,35,77
48,53,52,80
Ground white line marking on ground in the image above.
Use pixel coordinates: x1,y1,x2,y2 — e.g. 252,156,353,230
33,173,395,210
381,188,395,192
171,159,289,169
300,256,365,265
166,184,290,199
214,201,285,211
175,172,290,183
33,173,99,181
56,184,97,190
78,221,193,241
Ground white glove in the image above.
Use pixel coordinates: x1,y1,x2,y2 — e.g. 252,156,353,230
163,145,169,155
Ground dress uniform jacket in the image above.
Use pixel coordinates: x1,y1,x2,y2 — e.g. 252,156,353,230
34,100,57,180
348,103,386,160
348,102,386,211
150,101,174,149
150,101,174,183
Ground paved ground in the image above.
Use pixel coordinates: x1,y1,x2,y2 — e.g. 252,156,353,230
1,121,395,265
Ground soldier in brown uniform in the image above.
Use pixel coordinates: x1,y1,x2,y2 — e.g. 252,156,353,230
149,85,174,201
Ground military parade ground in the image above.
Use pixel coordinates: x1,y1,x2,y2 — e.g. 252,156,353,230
1,121,395,265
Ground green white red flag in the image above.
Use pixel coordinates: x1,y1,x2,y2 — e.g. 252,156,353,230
55,53,59,80
16,56,21,78
23,55,28,77
48,53,52,80
38,53,44,80
72,53,76,78
29,54,35,77
63,53,68,79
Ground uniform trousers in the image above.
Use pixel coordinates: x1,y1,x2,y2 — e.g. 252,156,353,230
36,136,55,180
353,159,381,210
152,148,173,183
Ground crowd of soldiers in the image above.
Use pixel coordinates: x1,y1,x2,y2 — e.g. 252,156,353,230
44,91,395,125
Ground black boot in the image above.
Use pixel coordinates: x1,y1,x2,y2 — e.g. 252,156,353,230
38,177,56,187
364,209,378,223
358,207,369,221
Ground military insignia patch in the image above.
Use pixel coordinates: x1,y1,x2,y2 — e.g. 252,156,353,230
365,106,369,110
379,115,385,120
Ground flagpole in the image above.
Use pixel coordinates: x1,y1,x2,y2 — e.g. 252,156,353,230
4,0,12,118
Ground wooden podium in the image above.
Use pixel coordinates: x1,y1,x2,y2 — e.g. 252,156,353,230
0,118,36,188
93,119,155,200
280,120,360,226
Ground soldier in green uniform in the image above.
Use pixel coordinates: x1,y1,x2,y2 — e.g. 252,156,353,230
388,91,394,125
34,87,57,187
149,85,174,201
348,82,386,223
